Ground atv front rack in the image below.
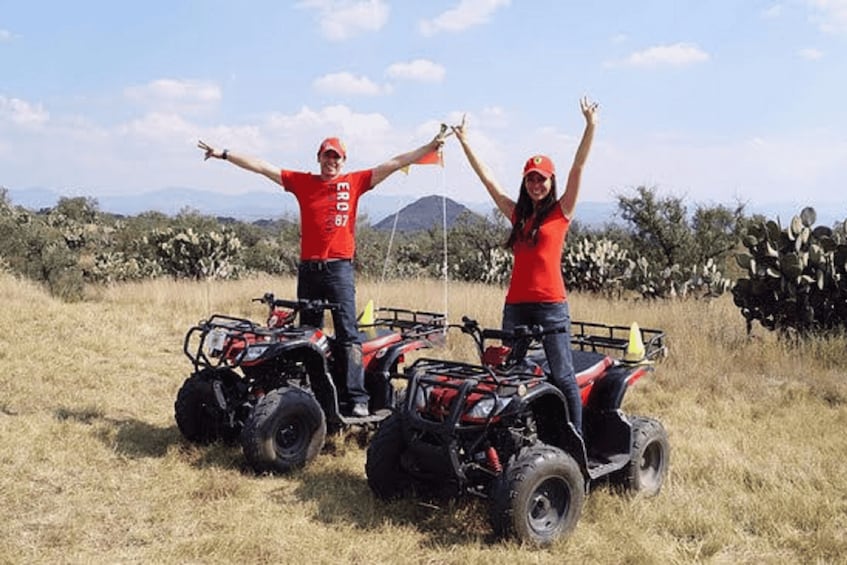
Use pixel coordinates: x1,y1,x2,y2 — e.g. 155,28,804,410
183,314,314,371
405,357,544,427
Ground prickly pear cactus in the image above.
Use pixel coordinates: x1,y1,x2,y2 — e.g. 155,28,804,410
732,207,847,335
562,237,634,295
149,226,243,280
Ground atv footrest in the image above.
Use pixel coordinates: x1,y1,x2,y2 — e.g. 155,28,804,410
340,408,392,425
586,453,629,480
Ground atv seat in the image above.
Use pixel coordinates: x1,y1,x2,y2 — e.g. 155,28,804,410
359,328,403,356
527,348,613,388
573,350,614,388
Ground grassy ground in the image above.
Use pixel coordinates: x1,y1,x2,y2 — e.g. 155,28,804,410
1,273,845,564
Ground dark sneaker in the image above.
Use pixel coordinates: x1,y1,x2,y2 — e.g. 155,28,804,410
351,403,369,417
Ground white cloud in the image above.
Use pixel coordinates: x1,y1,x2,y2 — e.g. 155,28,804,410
267,104,392,136
761,4,783,18
298,0,389,41
0,95,49,127
807,0,847,33
479,106,509,128
385,59,446,83
124,79,221,113
0,29,13,42
419,0,510,36
609,42,710,69
120,112,195,141
313,72,392,95
588,131,847,210
798,47,824,59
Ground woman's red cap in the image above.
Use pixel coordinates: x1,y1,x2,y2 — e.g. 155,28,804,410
523,154,555,178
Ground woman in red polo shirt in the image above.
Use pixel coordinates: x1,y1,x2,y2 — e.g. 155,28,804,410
452,97,598,435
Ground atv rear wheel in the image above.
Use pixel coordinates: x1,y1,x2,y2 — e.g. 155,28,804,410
241,387,326,474
490,445,585,547
365,413,412,500
174,369,241,444
614,416,669,496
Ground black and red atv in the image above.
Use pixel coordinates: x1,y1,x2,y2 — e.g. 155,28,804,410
365,317,668,546
175,292,445,473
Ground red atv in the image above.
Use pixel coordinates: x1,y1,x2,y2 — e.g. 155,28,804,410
365,317,668,546
175,292,445,473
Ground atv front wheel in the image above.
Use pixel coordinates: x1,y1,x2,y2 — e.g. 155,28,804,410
241,387,326,473
614,416,669,496
365,413,411,499
490,445,585,547
174,369,242,444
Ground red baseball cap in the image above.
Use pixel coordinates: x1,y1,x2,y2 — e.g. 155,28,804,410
523,154,555,179
317,137,347,159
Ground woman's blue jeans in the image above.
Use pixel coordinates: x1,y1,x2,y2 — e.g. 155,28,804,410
502,301,581,433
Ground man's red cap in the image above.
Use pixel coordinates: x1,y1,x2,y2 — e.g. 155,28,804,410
318,137,347,159
523,154,555,179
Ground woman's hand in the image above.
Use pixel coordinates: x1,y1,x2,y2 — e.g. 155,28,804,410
580,97,599,126
450,114,468,144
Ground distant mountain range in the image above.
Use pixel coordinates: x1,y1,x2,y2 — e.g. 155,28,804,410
4,186,843,230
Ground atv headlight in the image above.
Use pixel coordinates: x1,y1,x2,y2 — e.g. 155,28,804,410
242,344,270,362
204,328,227,356
466,396,512,420
414,384,430,411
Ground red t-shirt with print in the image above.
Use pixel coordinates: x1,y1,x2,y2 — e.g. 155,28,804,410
505,205,570,304
280,169,374,260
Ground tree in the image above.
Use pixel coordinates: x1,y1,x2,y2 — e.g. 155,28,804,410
617,186,746,270
617,186,694,268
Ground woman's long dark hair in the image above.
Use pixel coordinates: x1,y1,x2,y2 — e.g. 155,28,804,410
505,176,558,248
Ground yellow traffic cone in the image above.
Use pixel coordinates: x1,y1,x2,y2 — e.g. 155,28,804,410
624,322,646,363
358,299,375,325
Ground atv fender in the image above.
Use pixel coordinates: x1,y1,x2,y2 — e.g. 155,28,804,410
275,340,341,421
519,384,589,481
366,338,434,408
585,364,652,412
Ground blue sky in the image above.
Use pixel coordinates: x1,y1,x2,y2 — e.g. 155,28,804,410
1,0,845,217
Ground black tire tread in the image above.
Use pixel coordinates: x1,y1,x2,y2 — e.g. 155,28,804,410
241,387,326,474
490,444,585,546
615,415,669,496
365,413,412,500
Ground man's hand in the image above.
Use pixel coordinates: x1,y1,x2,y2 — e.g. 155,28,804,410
197,140,217,160
432,123,452,149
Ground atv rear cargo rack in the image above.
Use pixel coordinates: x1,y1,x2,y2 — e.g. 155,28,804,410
362,307,447,340
570,321,666,362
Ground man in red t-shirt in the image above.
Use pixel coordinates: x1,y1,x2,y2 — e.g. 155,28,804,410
198,132,445,417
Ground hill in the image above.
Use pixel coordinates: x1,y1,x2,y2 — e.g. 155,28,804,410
370,195,484,232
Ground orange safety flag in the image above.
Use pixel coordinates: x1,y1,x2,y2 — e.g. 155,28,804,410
401,148,443,174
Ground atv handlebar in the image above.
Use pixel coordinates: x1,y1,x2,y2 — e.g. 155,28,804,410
457,316,564,341
252,292,339,313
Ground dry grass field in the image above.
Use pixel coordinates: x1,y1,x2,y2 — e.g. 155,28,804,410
1,272,846,564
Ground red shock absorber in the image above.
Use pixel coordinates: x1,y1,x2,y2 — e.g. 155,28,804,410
486,446,502,473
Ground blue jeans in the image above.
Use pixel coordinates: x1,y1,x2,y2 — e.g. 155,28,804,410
502,301,581,433
297,259,368,405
